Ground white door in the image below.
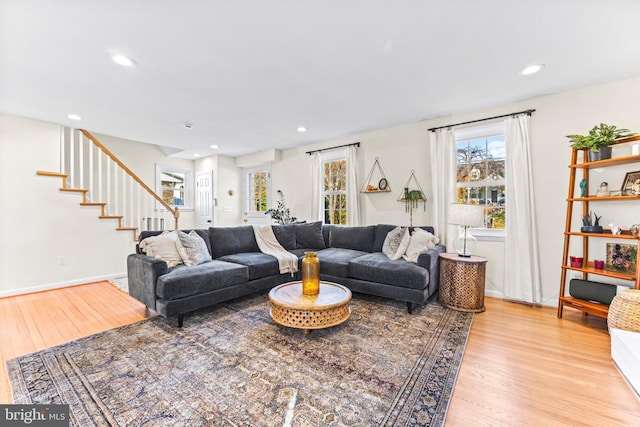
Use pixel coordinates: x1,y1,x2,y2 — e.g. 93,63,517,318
196,171,214,228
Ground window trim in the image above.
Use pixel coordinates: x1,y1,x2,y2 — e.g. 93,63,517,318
155,164,193,211
321,149,348,225
454,121,506,241
243,165,271,220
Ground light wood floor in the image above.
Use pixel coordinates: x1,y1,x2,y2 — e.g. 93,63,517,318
1,282,639,426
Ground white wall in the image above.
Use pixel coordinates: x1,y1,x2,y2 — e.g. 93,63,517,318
272,75,640,305
0,114,197,295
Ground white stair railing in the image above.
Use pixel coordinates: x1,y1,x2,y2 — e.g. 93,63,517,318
59,127,179,232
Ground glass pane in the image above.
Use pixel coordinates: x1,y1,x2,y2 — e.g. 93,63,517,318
324,160,346,192
486,207,505,229
250,171,268,212
324,194,347,225
161,171,186,206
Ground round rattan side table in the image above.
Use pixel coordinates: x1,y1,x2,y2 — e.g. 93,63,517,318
439,253,488,313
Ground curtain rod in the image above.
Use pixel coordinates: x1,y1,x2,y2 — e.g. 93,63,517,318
427,109,536,132
306,142,360,155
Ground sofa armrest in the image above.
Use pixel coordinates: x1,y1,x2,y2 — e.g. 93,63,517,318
417,244,446,294
127,253,168,311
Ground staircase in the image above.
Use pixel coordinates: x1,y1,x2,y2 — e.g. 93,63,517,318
38,128,179,241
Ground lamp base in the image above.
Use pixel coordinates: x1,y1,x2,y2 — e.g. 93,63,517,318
453,226,477,257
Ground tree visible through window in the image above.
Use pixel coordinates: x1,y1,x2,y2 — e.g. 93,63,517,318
323,158,347,225
456,135,506,229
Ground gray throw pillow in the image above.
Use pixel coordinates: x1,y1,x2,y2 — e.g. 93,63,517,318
176,230,211,266
294,221,326,249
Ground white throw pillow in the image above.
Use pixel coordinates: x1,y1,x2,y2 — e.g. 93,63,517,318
382,226,411,260
402,228,440,263
175,230,211,266
139,231,183,268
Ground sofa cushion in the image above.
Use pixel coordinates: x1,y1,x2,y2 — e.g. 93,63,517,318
156,260,249,300
402,228,439,263
139,231,183,268
349,252,429,290
329,225,376,252
294,221,326,249
209,226,260,259
175,230,212,266
272,224,296,250
317,248,368,278
218,252,280,280
382,226,410,260
373,224,397,253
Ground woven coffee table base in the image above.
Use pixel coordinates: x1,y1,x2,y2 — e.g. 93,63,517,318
269,281,352,334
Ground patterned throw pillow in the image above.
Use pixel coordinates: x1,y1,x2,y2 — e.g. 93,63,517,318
402,228,440,263
139,231,183,268
175,230,212,266
382,226,411,260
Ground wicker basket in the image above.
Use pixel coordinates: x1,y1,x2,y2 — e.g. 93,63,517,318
608,289,640,332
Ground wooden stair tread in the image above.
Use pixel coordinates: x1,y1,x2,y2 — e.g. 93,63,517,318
36,170,67,178
100,215,123,219
60,188,88,193
117,227,138,231
81,202,107,206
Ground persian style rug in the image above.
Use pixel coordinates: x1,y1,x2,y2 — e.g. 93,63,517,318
7,293,473,426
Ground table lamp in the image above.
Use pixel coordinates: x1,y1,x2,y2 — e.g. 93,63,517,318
448,203,484,257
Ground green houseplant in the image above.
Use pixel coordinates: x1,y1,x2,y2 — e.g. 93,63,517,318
566,123,636,161
581,211,603,233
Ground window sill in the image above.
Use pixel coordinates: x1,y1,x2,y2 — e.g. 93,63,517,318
469,228,505,242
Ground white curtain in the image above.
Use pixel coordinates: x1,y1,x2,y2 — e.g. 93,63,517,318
346,145,360,226
504,115,542,303
429,128,457,247
310,152,323,221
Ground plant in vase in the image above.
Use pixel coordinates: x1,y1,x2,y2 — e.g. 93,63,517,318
265,190,297,224
581,211,603,233
566,123,636,161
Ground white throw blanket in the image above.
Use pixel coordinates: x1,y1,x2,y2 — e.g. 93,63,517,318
252,224,299,274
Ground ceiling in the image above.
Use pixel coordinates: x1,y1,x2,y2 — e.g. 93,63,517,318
2,1,640,158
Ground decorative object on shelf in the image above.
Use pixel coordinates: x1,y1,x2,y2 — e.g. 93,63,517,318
301,251,320,295
265,190,297,224
630,224,640,238
570,256,584,268
606,243,638,274
596,182,610,197
397,170,426,226
594,259,605,270
579,178,587,197
361,157,391,192
581,211,603,233
448,203,484,257
566,123,637,161
621,170,640,195
609,223,622,235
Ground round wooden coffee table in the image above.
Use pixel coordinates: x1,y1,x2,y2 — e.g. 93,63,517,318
268,281,351,334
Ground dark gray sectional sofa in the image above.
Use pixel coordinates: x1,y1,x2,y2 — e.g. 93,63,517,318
127,222,445,326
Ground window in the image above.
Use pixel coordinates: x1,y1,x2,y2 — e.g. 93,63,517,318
455,123,506,235
243,166,271,223
156,165,193,210
323,151,347,225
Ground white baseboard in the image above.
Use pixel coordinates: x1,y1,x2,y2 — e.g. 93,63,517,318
0,272,128,298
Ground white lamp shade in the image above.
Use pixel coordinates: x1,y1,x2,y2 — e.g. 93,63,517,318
448,203,484,227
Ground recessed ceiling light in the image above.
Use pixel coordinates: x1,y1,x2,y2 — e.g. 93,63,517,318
112,54,136,67
193,153,201,158
297,126,307,133
521,64,544,76
67,114,82,120
210,144,219,149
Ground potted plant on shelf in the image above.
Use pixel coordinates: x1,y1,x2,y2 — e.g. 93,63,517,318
581,211,603,233
566,123,636,161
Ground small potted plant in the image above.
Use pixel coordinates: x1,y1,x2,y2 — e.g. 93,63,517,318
581,211,603,233
566,123,636,161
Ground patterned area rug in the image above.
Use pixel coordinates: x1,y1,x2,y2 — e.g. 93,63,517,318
7,293,473,426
